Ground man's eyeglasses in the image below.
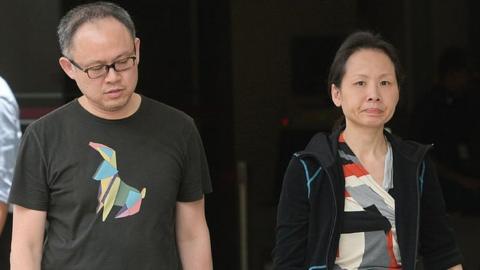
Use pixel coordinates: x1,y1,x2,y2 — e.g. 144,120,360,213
68,56,137,79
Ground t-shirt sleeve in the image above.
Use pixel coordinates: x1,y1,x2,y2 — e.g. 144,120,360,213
177,120,212,202
8,127,50,211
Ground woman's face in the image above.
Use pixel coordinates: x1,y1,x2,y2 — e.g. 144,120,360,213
331,49,399,130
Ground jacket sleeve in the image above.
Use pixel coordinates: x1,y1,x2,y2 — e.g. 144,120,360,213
273,156,310,270
419,156,463,269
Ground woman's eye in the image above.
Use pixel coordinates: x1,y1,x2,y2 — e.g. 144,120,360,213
354,81,365,86
380,81,390,86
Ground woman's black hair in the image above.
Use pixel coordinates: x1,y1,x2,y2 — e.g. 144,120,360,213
328,31,404,130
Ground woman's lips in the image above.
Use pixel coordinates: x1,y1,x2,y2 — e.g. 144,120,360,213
363,108,383,114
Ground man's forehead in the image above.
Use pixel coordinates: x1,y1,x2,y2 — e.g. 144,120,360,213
69,18,135,62
72,17,132,42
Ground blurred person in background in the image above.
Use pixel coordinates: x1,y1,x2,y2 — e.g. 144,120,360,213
412,47,480,215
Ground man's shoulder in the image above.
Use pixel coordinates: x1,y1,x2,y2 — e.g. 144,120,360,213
141,96,194,124
26,100,79,130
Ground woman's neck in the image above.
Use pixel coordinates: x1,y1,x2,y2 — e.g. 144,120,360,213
342,125,388,159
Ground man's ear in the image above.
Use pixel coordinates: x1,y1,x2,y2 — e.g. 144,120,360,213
59,57,76,80
134,37,140,65
331,84,342,107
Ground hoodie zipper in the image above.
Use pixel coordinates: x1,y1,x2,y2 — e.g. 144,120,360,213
413,144,433,269
324,167,337,267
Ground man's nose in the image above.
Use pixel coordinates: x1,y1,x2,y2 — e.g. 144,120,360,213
104,66,120,82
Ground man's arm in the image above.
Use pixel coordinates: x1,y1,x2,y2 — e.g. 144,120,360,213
10,205,46,270
176,197,212,270
449,265,463,270
0,202,7,235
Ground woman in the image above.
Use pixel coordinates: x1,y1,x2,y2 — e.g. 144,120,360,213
273,31,463,269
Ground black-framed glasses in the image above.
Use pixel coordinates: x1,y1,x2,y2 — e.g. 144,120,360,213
69,56,137,79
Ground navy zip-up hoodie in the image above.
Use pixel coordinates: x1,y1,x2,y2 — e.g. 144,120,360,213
273,129,463,269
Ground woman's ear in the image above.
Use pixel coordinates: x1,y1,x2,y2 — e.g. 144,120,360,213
331,84,342,107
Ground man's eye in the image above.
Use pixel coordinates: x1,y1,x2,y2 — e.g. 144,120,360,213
117,58,130,64
88,65,105,71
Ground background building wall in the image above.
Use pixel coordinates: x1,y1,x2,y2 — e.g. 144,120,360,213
0,0,62,107
230,1,358,268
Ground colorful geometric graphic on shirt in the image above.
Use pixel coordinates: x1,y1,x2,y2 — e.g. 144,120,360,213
334,133,401,269
89,142,147,222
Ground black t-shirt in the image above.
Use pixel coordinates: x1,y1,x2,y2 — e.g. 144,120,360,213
9,96,212,269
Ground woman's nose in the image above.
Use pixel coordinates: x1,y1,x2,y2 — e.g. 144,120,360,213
367,85,381,101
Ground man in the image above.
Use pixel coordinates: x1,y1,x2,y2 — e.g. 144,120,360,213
9,2,213,269
0,76,21,269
